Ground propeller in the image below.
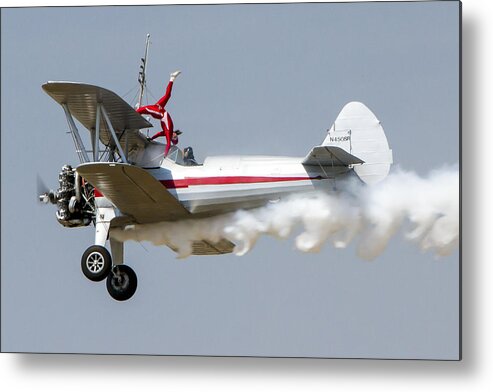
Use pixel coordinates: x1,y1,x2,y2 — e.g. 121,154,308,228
37,174,56,204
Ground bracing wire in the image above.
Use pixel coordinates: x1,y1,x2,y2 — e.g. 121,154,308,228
130,89,140,108
121,84,139,99
146,86,158,103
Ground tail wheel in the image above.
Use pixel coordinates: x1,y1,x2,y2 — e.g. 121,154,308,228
106,265,138,301
81,245,112,282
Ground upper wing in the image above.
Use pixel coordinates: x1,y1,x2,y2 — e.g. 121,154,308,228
77,162,189,223
302,145,364,167
78,162,235,255
42,81,152,150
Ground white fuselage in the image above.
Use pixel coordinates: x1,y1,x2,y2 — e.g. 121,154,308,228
136,144,351,217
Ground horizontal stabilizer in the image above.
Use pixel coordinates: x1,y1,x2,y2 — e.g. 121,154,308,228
302,145,364,167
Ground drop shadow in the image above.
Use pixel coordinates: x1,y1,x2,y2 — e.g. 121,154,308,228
12,353,465,379
459,8,479,377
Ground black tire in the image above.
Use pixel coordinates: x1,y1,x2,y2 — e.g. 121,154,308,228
106,265,138,301
81,245,112,282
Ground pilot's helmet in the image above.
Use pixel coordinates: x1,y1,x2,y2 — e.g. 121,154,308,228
184,146,195,159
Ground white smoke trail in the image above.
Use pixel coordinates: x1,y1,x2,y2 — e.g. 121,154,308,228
111,165,459,260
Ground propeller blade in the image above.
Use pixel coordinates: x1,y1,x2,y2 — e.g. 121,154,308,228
37,174,49,195
37,174,55,204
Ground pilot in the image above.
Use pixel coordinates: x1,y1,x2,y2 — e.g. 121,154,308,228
183,146,199,166
137,70,181,156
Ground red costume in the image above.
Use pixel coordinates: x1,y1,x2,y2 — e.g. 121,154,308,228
136,81,175,156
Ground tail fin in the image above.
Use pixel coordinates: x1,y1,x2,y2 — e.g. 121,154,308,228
322,101,393,185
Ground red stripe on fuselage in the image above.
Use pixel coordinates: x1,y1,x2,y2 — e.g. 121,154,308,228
160,176,322,189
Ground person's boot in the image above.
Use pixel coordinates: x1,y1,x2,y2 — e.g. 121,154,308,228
170,70,181,82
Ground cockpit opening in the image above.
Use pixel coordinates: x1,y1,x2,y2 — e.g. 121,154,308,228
166,145,201,166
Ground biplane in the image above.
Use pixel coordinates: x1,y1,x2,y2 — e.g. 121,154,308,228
39,42,392,301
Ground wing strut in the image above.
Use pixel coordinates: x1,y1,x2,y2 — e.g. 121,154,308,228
61,101,128,164
94,103,101,161
100,105,128,164
62,104,90,163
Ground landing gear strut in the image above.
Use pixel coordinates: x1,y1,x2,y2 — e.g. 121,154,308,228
81,207,138,301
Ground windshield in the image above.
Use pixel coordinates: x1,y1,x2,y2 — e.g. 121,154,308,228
165,145,185,165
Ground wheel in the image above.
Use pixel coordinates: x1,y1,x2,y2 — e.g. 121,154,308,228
81,245,112,282
106,265,138,301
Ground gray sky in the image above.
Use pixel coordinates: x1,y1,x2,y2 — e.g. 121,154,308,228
1,1,459,358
